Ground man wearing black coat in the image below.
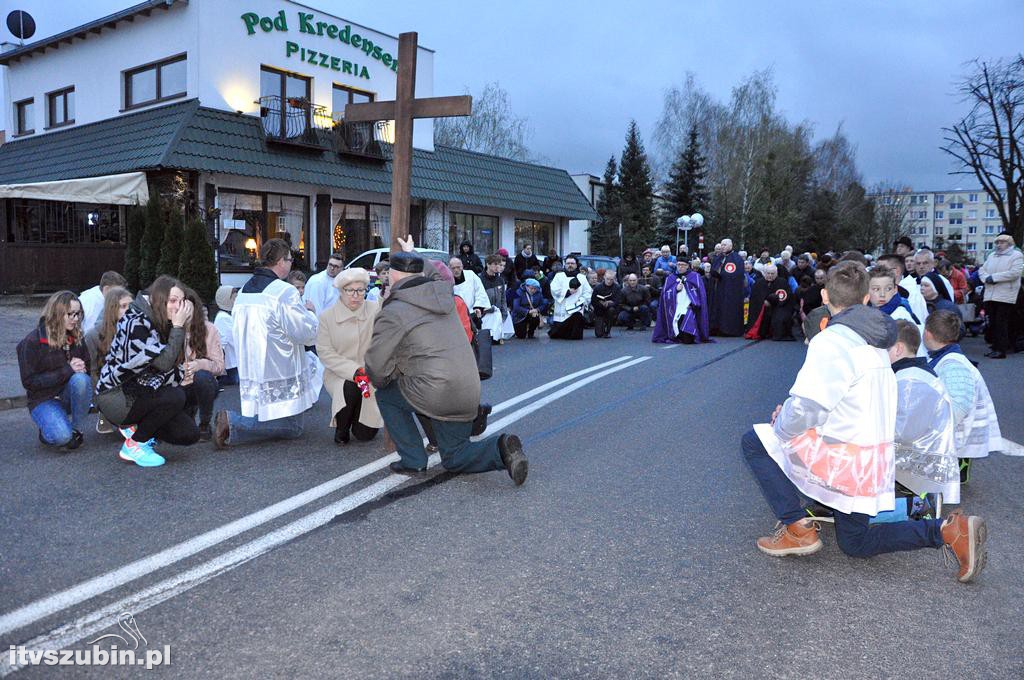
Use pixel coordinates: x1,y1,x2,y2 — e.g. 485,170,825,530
457,240,484,275
591,270,623,338
618,274,652,329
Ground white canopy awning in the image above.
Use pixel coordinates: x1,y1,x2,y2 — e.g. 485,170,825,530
0,172,150,205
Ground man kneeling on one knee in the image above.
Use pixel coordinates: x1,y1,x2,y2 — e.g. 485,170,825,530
364,238,528,485
739,261,988,583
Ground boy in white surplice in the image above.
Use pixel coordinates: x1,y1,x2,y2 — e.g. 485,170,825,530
740,261,989,583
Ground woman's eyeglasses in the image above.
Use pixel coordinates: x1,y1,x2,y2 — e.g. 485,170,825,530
342,288,367,297
66,311,83,318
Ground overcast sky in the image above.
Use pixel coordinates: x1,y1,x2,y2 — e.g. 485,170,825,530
4,0,1022,190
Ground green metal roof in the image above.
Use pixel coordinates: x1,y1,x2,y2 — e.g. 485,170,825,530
0,99,599,221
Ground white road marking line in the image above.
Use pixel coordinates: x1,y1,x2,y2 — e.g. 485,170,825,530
490,355,633,414
482,356,652,436
0,355,637,640
0,355,649,674
661,344,681,350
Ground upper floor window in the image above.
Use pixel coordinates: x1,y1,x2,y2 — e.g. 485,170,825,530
332,84,374,122
14,98,34,135
260,66,312,139
936,194,945,204
985,209,997,218
968,193,978,203
47,87,75,128
910,195,918,205
124,54,186,109
935,210,944,219
967,209,977,219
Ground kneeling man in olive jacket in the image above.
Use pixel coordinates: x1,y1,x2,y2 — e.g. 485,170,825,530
365,242,528,485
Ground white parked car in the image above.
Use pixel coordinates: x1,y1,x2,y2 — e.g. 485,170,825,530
345,247,451,278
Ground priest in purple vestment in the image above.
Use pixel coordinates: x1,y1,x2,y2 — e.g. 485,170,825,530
652,259,711,344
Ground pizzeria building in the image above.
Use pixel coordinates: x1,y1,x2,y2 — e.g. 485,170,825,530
0,0,597,292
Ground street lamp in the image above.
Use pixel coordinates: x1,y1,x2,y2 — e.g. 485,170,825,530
676,213,703,257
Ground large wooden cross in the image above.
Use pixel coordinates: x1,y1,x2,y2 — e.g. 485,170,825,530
344,32,472,253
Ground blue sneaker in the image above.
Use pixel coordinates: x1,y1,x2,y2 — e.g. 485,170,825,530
118,439,165,467
119,425,137,440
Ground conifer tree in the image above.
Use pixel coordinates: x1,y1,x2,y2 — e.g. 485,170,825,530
617,121,656,254
659,124,709,245
178,218,219,303
123,204,145,291
156,209,184,279
590,156,621,254
138,193,166,288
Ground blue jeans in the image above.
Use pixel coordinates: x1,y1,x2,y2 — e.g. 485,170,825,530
226,410,305,446
375,382,503,473
740,429,944,557
217,367,239,387
31,373,93,446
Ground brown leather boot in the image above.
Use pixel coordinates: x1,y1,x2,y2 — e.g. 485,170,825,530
941,510,987,583
757,519,823,557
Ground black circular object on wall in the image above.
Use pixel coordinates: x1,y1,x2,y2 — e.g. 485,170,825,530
7,10,37,40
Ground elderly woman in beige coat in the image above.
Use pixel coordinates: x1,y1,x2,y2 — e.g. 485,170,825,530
315,268,383,445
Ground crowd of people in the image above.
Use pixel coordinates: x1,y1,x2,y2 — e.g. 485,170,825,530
15,236,526,486
14,230,1021,539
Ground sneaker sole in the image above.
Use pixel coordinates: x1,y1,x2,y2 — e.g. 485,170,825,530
757,539,823,557
509,457,528,486
959,517,988,583
118,452,164,467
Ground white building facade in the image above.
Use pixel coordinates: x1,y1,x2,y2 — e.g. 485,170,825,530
0,0,596,291
877,188,1007,261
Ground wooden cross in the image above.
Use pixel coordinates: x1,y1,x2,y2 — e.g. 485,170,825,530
344,32,472,253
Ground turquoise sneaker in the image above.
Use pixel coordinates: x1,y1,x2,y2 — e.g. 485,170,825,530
119,425,137,440
118,439,165,467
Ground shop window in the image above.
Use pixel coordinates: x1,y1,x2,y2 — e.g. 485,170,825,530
125,54,187,109
514,219,554,257
216,190,309,272
332,202,370,265
14,98,34,135
450,212,498,257
47,87,75,128
6,200,123,243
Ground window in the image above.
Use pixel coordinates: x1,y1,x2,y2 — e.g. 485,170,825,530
450,212,498,256
967,210,977,219
514,219,555,257
332,84,374,121
949,199,963,209
968,193,978,203
936,194,945,204
985,209,997,218
934,210,944,219
882,196,893,206
934,226,944,236
949,217,963,225
7,200,123,243
984,241,993,250
985,194,993,203
14,98,34,135
985,225,996,235
260,66,312,138
966,242,977,252
125,54,186,109
968,226,978,235
910,196,918,205
919,195,928,203
915,210,927,219
216,190,310,272
46,87,75,128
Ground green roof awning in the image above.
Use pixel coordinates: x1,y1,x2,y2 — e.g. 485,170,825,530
0,99,599,221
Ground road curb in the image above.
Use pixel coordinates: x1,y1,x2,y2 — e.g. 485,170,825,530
0,395,27,411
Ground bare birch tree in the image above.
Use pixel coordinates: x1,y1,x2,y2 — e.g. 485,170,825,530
434,82,534,161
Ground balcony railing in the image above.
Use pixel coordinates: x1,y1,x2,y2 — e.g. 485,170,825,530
332,119,391,162
258,95,331,149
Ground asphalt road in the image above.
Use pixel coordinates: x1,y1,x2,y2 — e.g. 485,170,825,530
1,329,1021,678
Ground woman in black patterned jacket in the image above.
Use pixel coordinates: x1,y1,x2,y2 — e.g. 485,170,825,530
94,275,199,467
